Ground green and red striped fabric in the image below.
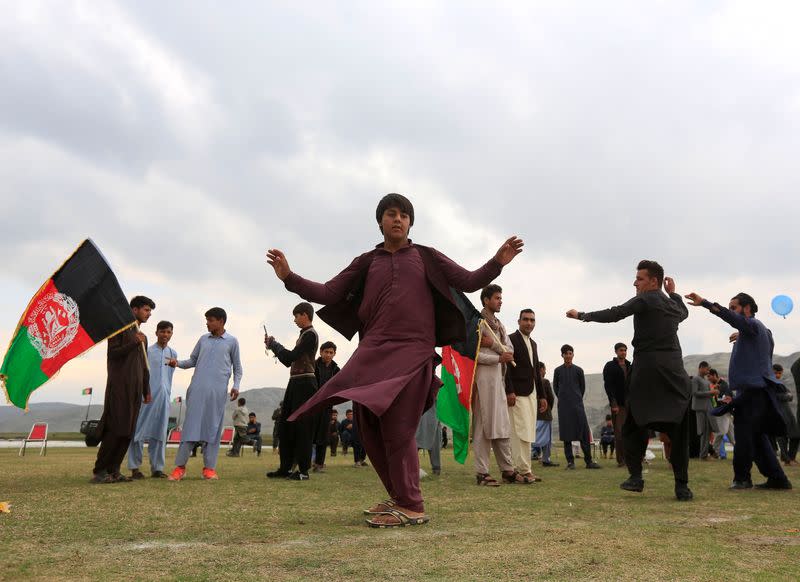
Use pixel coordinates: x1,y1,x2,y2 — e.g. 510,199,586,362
1,240,134,410
436,290,483,464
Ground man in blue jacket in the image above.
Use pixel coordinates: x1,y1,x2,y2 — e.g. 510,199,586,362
685,291,791,490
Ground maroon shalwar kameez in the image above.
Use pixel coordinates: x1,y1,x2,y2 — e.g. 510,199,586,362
286,243,501,512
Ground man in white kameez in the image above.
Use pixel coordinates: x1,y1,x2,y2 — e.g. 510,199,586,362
472,285,528,486
128,320,177,479
167,307,243,481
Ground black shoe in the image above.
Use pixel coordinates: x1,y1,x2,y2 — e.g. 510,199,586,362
531,454,540,461
288,471,310,481
266,470,291,479
620,477,645,492
729,480,753,490
130,469,146,480
225,451,239,457
675,483,694,501
754,478,792,490
541,461,560,467
566,462,576,470
151,471,168,479
585,461,601,469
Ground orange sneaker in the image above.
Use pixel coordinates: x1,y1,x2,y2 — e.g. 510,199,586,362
202,467,219,480
168,466,186,481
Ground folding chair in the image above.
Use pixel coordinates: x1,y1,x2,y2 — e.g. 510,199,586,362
219,427,235,446
19,422,48,456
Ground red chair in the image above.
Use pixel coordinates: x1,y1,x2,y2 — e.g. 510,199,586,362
167,428,182,445
219,427,235,445
19,422,48,456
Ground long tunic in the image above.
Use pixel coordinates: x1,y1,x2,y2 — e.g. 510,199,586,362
553,364,590,442
473,322,513,440
285,243,502,420
178,332,243,443
133,343,176,442
99,327,150,437
581,290,690,426
415,404,441,450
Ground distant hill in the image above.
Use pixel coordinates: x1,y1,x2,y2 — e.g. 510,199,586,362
2,353,797,439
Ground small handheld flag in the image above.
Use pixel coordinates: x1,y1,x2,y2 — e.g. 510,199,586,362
173,396,182,403
1,240,134,410
82,388,92,395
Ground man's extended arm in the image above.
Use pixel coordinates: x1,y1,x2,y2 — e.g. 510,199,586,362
569,296,644,324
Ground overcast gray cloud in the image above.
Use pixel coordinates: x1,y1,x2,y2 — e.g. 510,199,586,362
1,1,799,406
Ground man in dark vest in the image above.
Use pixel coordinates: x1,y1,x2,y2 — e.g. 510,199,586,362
567,260,693,501
602,342,631,467
686,291,792,490
266,193,523,527
505,308,547,482
91,295,154,484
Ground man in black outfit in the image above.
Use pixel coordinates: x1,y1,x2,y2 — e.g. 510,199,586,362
602,342,631,467
265,302,319,481
567,260,693,501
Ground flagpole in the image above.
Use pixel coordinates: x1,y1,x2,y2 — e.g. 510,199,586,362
85,390,92,422
134,323,149,370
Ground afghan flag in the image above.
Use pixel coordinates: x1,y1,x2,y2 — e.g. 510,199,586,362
436,290,483,464
82,387,93,395
1,240,134,410
173,396,182,403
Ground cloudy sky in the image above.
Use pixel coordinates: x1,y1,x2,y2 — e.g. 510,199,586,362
2,1,799,408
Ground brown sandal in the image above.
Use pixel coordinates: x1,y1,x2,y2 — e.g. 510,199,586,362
501,470,527,484
363,499,397,515
476,473,501,487
519,472,542,484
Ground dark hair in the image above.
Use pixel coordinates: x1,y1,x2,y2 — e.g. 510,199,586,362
536,362,546,370
519,308,535,319
732,292,758,314
156,320,173,331
376,193,415,231
248,412,256,417
293,302,314,321
636,260,664,286
205,307,227,323
614,342,627,351
238,397,246,405
346,409,353,414
130,295,155,309
698,361,709,368
606,414,612,421
561,344,574,354
480,284,503,305
708,368,718,376
773,364,784,372
320,341,337,352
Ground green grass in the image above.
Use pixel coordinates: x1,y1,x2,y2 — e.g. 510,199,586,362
1,448,799,581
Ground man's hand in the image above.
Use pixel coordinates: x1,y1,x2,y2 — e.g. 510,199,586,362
538,399,547,413
710,387,719,396
480,334,494,348
729,332,739,343
266,249,291,281
721,395,733,404
566,309,581,320
500,352,514,364
507,393,517,407
264,334,274,349
135,332,146,344
494,236,524,266
166,358,178,368
684,292,704,307
230,389,239,401
143,393,152,404
664,277,676,295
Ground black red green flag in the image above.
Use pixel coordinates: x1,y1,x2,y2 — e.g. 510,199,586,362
1,240,134,410
436,289,483,464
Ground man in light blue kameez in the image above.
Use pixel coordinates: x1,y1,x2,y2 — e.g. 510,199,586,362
127,320,177,479
167,307,243,481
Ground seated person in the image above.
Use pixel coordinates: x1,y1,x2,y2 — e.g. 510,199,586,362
246,412,262,456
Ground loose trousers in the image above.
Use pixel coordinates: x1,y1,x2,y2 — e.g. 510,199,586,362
354,381,429,513
732,388,787,483
94,434,131,475
127,438,166,472
175,439,221,469
624,408,689,484
611,406,627,465
532,420,553,462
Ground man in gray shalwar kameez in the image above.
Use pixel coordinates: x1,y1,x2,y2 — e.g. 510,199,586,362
127,320,177,478
167,307,243,481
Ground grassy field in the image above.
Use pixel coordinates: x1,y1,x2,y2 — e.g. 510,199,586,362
1,447,799,581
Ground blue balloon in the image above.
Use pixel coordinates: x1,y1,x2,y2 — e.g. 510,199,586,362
771,295,794,318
